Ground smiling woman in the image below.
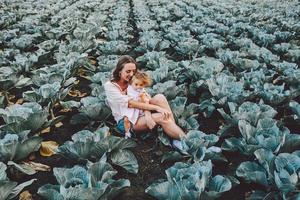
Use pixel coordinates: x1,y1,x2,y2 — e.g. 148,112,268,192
104,55,185,145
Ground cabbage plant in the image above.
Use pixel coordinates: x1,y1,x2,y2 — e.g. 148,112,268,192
0,67,31,104
148,80,185,100
174,37,199,56
0,102,48,133
221,118,298,156
170,97,200,130
180,130,226,163
217,101,277,127
260,83,291,105
240,68,273,92
97,40,129,55
178,57,224,85
0,162,36,200
236,149,300,199
0,133,42,162
38,155,130,200
146,160,232,200
23,80,73,121
207,73,252,105
70,96,111,124
57,127,138,174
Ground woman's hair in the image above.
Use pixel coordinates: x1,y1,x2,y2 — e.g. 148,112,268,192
111,55,137,81
130,70,152,87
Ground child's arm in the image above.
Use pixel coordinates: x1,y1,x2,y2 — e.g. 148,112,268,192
139,92,151,103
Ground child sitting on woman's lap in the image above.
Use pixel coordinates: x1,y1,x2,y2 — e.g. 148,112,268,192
117,70,152,138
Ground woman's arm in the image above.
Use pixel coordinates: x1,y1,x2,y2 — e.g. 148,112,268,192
128,99,171,119
128,99,158,111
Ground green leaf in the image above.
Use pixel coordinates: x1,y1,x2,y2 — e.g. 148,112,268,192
7,179,36,199
0,162,7,181
170,97,187,118
158,128,172,147
110,149,138,174
60,101,81,109
38,184,64,200
0,181,17,200
15,136,43,161
145,181,179,200
236,161,268,186
70,113,90,125
7,161,36,175
102,179,130,200
161,151,183,163
204,175,232,198
88,159,116,185
15,77,31,88
280,134,300,153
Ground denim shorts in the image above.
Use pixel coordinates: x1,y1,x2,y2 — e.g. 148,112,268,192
117,117,134,135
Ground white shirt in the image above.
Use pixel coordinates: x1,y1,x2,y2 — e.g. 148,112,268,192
127,85,146,100
104,81,141,125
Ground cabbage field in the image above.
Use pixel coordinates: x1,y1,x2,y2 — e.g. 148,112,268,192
1,0,300,199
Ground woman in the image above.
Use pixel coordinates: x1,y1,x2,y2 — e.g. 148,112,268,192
104,55,185,146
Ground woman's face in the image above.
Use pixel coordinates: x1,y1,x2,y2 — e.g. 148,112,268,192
120,63,136,83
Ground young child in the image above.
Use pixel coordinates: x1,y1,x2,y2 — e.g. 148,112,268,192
117,70,152,138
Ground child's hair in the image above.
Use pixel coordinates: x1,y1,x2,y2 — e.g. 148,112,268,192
131,70,152,87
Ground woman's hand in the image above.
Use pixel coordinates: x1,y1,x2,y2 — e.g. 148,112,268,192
145,115,157,129
155,106,171,120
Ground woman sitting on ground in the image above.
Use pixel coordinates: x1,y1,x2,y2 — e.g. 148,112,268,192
104,55,185,148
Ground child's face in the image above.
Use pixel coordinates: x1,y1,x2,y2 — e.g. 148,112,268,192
131,78,145,90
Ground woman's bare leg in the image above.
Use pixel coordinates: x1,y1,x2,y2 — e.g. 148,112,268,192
150,94,175,122
133,113,185,139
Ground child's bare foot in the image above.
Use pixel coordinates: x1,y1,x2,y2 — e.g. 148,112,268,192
125,131,131,139
124,117,132,139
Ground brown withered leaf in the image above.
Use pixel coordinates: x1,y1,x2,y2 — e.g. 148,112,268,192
15,98,24,104
40,141,59,157
68,89,87,98
22,161,51,172
88,56,97,65
8,94,15,101
40,127,51,134
19,190,33,200
55,122,63,128
78,68,87,78
60,108,72,113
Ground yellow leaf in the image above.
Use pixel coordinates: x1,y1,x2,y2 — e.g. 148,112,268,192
16,98,24,104
19,190,33,200
40,127,51,134
55,122,63,128
40,141,59,157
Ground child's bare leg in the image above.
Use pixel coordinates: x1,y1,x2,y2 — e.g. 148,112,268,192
139,93,157,129
124,116,131,138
